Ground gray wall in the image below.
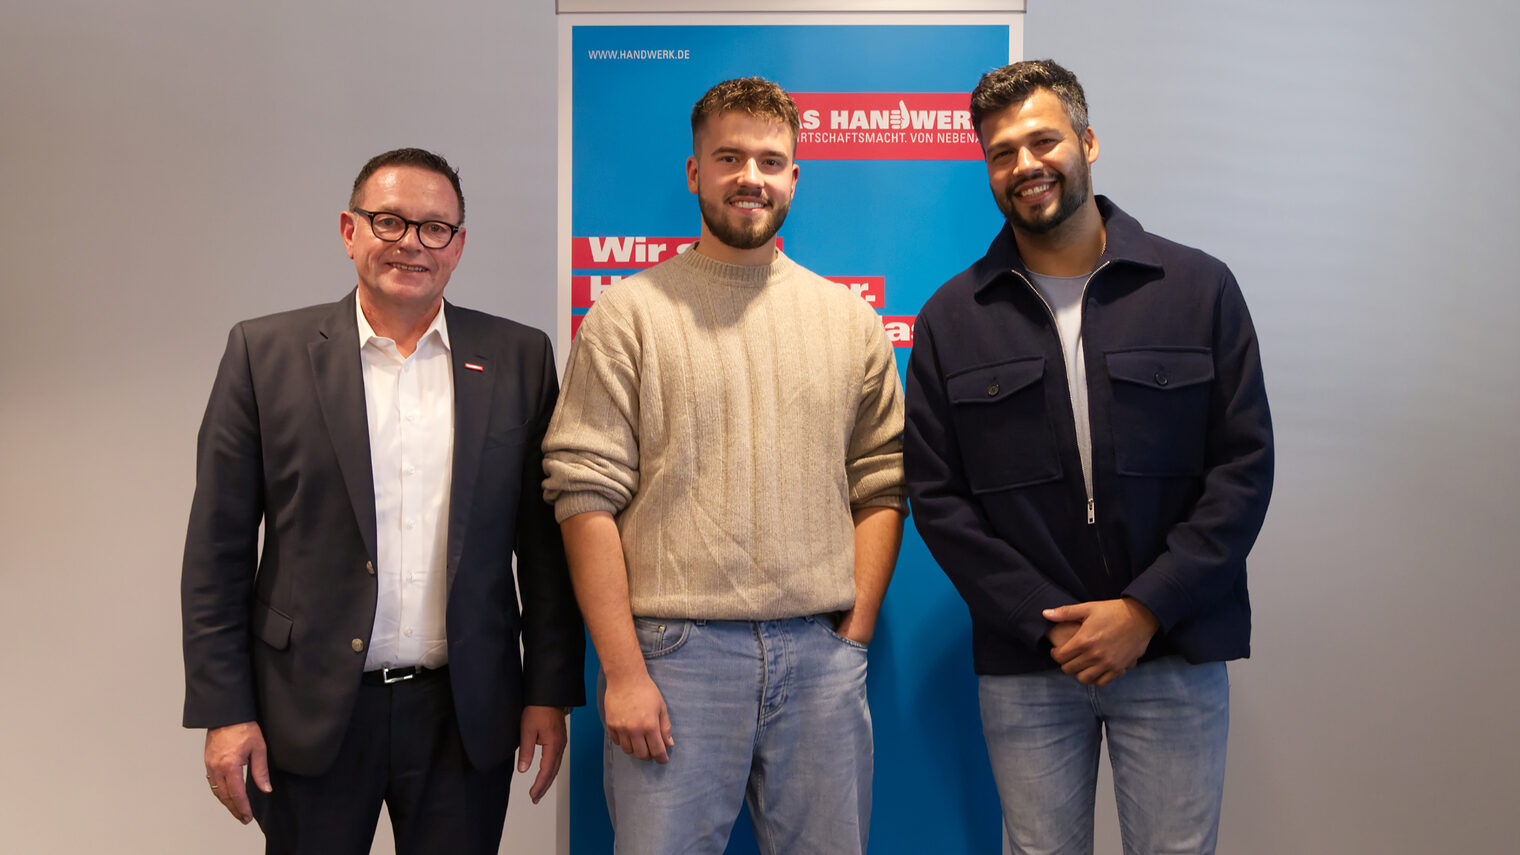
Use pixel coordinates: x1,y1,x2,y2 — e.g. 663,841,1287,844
2,2,1515,853
1024,1,1520,852
0,2,563,852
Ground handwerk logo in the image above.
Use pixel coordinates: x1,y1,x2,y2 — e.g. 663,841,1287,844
791,93,982,161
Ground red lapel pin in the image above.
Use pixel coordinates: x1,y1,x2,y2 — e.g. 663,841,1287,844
464,362,485,372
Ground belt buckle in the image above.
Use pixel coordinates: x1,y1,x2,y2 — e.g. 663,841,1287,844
381,665,418,684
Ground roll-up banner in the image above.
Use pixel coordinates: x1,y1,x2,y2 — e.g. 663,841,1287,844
558,5,1023,852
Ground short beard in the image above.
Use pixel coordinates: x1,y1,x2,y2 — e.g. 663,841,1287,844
998,163,1089,235
698,189,790,251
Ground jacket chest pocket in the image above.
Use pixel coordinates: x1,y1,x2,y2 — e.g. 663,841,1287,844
1104,348,1213,477
946,357,1063,493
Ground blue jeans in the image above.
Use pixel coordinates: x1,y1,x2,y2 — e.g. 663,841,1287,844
602,616,872,855
979,656,1229,855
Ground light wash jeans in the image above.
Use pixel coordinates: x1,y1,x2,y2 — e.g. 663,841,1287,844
979,656,1229,855
602,616,872,855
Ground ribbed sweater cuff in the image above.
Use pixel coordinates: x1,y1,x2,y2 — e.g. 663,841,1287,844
553,491,622,523
853,494,909,514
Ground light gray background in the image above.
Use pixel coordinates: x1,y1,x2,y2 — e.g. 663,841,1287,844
2,2,1515,853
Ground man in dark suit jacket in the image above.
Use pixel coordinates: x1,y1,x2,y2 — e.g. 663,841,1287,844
182,147,584,854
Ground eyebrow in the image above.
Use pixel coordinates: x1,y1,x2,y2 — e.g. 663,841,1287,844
369,208,459,224
711,145,790,160
986,127,1066,152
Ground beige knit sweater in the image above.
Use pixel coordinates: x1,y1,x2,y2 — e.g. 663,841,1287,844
542,247,907,620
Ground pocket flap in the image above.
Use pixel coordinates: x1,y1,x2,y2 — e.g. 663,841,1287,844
1106,348,1213,391
947,357,1045,404
251,602,293,650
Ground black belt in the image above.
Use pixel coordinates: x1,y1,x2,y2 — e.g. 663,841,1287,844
361,664,447,685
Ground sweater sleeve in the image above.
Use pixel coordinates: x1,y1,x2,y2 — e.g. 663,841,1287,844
542,301,643,522
846,310,908,513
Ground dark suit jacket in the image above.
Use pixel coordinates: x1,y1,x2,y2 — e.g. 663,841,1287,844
181,292,584,776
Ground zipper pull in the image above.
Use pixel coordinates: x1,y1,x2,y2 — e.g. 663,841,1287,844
1087,498,1096,525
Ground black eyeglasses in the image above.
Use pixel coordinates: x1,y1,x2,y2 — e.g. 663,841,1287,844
351,208,461,249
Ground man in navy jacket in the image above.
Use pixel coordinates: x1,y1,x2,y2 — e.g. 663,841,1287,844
905,61,1272,854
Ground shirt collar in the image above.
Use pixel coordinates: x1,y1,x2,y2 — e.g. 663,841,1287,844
971,195,1163,297
356,296,452,353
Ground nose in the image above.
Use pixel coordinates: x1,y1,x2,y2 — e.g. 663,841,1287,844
1014,146,1039,173
737,157,763,186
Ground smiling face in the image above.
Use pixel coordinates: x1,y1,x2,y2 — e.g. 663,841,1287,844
686,110,799,266
339,165,465,321
980,88,1099,238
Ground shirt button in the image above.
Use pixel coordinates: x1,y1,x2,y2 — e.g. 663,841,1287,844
987,382,999,396
351,638,365,652
405,519,415,530
1154,371,1169,386
405,413,417,423
406,465,416,476
403,627,414,637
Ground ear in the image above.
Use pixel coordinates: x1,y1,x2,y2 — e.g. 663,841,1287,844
789,162,799,194
687,155,699,194
1082,126,1099,165
339,210,358,260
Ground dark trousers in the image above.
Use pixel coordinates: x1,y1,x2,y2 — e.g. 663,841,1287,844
249,667,512,855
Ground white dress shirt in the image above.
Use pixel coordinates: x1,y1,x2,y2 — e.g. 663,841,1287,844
356,298,454,671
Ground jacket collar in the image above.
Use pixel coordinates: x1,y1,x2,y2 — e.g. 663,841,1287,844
972,195,1164,296
440,301,493,595
310,290,378,563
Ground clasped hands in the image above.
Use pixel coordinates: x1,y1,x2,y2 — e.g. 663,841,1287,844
1043,597,1160,687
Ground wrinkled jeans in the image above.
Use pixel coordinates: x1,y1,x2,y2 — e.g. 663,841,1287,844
979,656,1229,855
603,616,872,855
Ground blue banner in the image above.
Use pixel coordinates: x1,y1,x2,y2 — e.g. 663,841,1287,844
562,18,1020,853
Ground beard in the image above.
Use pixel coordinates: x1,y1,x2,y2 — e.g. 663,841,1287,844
997,161,1090,235
697,187,790,251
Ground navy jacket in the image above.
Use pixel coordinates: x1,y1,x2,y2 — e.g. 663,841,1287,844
905,197,1273,675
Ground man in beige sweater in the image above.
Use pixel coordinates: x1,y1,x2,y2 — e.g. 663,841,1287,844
543,78,906,854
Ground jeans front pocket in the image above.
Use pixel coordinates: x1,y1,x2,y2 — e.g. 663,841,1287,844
807,614,869,651
632,617,693,659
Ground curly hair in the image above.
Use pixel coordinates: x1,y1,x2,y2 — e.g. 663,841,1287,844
690,77,801,151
